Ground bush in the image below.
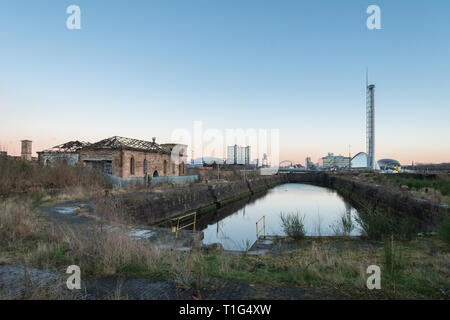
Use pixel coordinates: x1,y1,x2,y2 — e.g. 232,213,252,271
280,212,306,240
355,209,420,241
437,217,450,246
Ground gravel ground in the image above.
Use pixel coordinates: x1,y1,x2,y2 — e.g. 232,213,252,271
0,265,347,300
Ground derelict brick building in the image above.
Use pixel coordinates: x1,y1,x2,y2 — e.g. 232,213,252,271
79,136,187,178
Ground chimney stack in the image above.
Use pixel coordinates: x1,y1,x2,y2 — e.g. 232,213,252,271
21,140,32,161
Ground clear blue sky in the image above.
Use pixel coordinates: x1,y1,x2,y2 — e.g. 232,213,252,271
1,0,449,164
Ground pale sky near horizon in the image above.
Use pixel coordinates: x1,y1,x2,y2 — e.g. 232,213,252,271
0,0,449,165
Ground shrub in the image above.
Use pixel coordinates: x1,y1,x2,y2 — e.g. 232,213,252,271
280,212,306,240
355,209,420,241
437,217,450,246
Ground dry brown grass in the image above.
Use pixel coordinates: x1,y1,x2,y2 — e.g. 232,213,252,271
91,196,132,226
0,197,206,292
0,200,42,243
2,197,449,299
0,158,109,196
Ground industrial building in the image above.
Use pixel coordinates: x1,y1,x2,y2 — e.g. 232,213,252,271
79,136,187,178
226,145,251,165
38,141,91,166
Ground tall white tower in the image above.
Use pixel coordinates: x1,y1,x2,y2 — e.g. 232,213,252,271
366,83,375,169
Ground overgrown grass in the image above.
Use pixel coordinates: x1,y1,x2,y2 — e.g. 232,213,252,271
0,158,110,196
383,236,405,277
379,175,450,196
201,238,450,299
0,199,42,244
437,217,450,246
1,199,449,299
280,212,306,240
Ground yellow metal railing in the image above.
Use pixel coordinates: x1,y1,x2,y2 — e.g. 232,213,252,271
171,211,197,239
256,216,266,242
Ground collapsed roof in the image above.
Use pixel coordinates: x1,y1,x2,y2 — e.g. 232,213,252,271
85,136,170,154
39,141,91,153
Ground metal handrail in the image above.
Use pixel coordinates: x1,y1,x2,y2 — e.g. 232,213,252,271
171,211,197,239
256,216,266,242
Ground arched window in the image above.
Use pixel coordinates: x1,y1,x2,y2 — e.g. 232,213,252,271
143,159,148,175
172,163,176,174
163,160,167,175
130,157,135,175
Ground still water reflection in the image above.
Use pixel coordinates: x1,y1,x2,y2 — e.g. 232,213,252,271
201,183,361,250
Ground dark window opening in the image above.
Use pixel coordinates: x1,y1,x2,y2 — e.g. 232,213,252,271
130,157,135,175
143,159,148,175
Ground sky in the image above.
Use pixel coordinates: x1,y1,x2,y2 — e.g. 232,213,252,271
0,0,449,165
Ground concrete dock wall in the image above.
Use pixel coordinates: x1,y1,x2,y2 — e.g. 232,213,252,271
326,175,448,224
114,172,447,226
120,174,288,225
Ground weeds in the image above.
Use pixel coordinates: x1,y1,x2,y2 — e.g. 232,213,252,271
437,217,450,246
0,199,42,244
381,174,450,197
383,235,404,276
280,212,306,240
331,209,355,236
0,158,110,196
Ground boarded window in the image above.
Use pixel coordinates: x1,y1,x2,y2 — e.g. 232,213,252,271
104,161,112,175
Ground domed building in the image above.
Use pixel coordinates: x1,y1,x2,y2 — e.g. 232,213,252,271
377,159,401,172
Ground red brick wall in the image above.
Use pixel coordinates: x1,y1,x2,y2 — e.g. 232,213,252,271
80,149,187,178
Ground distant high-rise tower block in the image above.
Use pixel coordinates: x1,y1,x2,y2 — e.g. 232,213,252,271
21,140,32,161
366,84,375,169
